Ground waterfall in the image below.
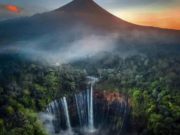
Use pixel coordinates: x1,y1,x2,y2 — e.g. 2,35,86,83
87,82,95,131
41,76,131,135
61,97,72,132
75,91,87,127
75,76,97,132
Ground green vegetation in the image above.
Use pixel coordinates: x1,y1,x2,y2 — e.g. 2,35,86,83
0,55,86,135
0,52,180,135
72,52,180,135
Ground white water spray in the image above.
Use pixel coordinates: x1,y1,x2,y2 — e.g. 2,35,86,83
61,97,72,132
39,113,55,134
86,76,98,132
88,83,95,131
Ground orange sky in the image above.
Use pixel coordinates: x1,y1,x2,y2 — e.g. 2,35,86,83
114,8,180,30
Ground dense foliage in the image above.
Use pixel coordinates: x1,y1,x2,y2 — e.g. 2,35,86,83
72,52,180,135
0,51,180,135
0,54,86,135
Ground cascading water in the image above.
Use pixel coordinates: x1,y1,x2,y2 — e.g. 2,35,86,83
75,77,97,132
87,80,95,131
41,76,131,135
61,97,72,133
75,91,87,127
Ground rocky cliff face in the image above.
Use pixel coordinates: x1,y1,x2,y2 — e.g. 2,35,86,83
42,90,131,135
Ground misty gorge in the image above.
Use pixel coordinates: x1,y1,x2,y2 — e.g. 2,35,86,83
40,77,130,135
0,0,180,135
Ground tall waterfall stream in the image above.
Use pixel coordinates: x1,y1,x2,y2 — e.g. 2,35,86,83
40,77,130,135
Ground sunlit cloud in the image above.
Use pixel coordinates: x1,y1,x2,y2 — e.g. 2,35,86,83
0,4,23,20
5,4,21,13
0,4,22,13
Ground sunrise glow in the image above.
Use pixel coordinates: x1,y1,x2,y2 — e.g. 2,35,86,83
115,8,180,30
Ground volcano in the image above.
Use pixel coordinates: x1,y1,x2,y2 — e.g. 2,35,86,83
54,0,134,30
0,0,180,53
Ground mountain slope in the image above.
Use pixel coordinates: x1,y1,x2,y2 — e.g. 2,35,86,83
54,0,134,29
0,0,179,50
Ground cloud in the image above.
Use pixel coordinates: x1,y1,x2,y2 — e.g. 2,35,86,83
5,5,21,13
0,33,119,65
0,4,22,13
0,4,23,20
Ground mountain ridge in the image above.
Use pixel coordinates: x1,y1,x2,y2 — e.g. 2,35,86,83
0,0,179,48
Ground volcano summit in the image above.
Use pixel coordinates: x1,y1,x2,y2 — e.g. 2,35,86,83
0,0,180,62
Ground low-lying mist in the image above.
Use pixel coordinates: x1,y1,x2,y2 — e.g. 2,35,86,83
1,25,180,67
0,33,120,65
